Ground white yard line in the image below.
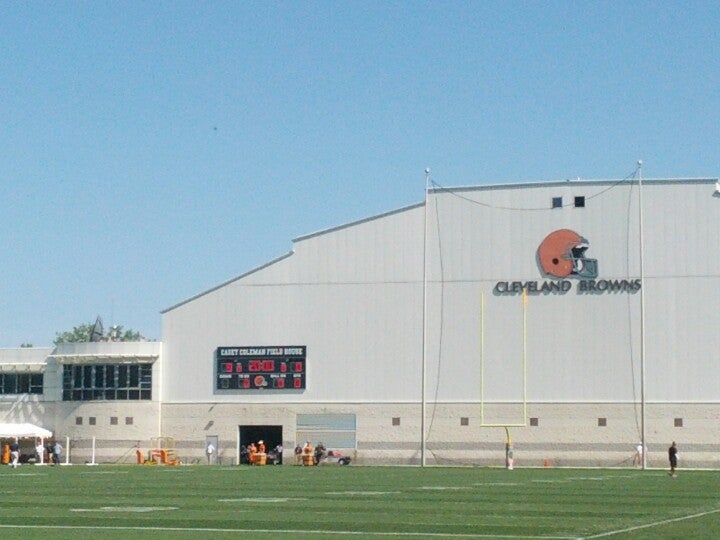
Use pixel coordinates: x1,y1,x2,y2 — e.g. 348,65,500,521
79,470,129,475
0,524,578,538
218,497,306,502
325,491,401,495
580,507,720,539
70,506,178,512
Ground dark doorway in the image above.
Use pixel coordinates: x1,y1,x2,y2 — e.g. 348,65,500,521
238,425,283,464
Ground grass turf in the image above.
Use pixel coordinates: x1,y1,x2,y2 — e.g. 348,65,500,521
0,464,718,539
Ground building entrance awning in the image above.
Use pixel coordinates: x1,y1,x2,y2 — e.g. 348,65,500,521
0,363,45,373
50,353,158,364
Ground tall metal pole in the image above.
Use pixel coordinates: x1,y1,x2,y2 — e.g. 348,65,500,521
421,168,430,467
638,160,647,469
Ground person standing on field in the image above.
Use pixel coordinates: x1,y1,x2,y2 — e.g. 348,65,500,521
9,438,20,468
633,442,644,467
35,440,45,464
668,441,678,477
206,441,215,465
302,441,314,466
52,441,62,465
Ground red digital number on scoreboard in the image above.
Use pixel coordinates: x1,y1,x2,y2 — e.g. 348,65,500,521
248,360,262,372
262,360,274,371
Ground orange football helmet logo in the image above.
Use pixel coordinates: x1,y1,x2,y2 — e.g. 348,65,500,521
537,229,598,278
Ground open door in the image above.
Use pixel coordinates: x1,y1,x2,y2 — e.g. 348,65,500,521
238,425,283,464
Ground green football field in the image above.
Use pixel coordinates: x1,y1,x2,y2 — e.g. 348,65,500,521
0,464,718,539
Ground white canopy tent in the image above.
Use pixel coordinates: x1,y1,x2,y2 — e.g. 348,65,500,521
0,423,53,465
0,423,53,439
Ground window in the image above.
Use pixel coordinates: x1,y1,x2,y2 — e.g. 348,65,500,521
72,365,82,388
105,366,115,388
125,417,134,425
392,417,401,426
552,197,562,208
89,417,96,426
574,196,585,208
597,417,607,427
460,417,469,426
129,365,140,387
75,417,83,425
118,365,128,387
62,364,152,401
94,365,105,388
0,373,44,395
30,373,43,393
530,417,539,427
674,418,683,427
110,417,118,425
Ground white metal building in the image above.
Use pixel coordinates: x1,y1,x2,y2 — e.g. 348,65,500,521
2,177,719,468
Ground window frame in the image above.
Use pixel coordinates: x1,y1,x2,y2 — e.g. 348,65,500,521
62,363,152,401
0,372,45,395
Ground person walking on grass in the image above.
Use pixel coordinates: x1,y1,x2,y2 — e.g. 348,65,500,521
668,441,678,477
9,438,20,468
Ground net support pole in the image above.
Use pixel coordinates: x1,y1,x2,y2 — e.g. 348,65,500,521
39,437,45,465
421,168,430,467
504,427,514,470
522,289,528,422
480,291,484,424
638,160,647,470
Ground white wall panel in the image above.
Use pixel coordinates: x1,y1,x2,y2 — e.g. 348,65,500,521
162,179,720,406
162,205,426,403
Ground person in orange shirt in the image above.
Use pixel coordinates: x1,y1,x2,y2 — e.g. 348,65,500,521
302,441,314,466
257,440,266,454
248,442,257,464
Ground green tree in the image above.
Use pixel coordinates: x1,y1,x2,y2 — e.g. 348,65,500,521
54,323,144,345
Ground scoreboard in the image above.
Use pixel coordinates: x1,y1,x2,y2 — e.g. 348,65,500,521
215,346,306,391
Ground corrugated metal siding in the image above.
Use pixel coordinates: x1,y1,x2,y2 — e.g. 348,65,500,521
162,179,720,405
296,413,356,430
296,413,357,449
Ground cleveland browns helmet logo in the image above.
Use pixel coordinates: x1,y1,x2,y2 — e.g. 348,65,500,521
537,229,598,279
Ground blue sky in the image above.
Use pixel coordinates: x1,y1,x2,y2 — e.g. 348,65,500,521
1,1,718,347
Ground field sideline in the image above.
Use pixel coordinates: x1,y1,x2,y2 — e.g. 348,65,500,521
0,464,718,539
